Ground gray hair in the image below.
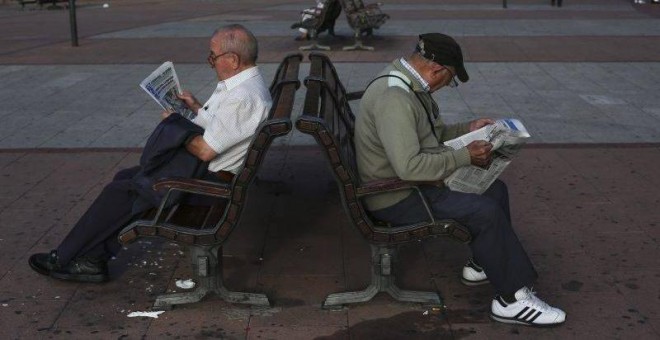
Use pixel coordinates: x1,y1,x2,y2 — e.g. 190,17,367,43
213,24,258,65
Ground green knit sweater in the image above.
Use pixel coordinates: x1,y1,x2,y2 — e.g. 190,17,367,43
354,59,472,211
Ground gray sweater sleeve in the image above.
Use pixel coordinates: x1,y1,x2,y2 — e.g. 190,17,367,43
372,88,471,181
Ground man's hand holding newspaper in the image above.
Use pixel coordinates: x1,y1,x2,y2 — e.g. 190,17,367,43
140,62,197,120
443,118,530,194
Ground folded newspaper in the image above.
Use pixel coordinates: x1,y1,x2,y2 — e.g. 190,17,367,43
140,61,196,120
443,118,530,194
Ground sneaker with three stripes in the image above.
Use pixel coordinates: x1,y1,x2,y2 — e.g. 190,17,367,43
490,287,566,327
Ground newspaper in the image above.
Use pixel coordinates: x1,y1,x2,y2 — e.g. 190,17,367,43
443,118,530,194
139,61,196,120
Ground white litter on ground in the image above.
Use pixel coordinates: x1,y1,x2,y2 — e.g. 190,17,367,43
175,279,195,289
127,311,165,318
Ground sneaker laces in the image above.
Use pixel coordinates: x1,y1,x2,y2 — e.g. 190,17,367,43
522,287,551,311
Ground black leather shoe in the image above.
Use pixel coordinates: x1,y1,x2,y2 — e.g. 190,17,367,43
50,257,109,283
28,251,59,276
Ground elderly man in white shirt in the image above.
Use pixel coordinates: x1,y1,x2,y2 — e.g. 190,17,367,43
175,25,272,176
29,24,272,283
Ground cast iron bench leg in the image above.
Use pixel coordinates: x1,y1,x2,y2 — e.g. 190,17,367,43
323,245,442,308
342,31,374,51
299,32,331,51
153,245,270,310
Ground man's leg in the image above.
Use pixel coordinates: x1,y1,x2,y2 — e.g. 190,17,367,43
29,167,140,282
370,180,565,326
56,177,136,265
370,180,536,295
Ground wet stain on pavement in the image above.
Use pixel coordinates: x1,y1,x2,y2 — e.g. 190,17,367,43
314,311,476,339
444,308,489,324
624,283,639,290
561,280,584,292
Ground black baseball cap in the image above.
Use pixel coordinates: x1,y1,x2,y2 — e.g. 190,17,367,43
415,33,469,83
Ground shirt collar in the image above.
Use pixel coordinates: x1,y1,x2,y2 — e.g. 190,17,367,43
217,66,260,92
398,58,430,92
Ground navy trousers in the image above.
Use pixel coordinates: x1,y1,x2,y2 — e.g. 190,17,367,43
370,180,538,295
56,166,142,264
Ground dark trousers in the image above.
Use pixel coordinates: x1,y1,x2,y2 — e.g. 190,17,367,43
56,166,142,264
370,180,538,295
56,167,222,265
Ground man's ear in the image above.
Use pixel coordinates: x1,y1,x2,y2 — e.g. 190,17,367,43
431,63,447,73
229,53,241,70
429,64,445,79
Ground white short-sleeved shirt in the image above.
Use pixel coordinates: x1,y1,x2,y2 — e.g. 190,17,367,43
192,66,272,173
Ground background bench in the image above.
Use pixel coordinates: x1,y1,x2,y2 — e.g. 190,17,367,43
296,53,471,308
291,0,342,51
338,0,389,50
118,53,303,310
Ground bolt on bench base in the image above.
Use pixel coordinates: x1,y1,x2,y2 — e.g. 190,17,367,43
322,245,441,308
153,245,270,310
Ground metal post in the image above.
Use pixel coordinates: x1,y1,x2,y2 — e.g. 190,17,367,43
68,0,78,47
503,0,508,8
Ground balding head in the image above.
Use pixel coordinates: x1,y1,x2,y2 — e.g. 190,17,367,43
211,24,258,66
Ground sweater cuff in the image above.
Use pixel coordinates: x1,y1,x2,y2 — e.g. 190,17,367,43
452,147,472,169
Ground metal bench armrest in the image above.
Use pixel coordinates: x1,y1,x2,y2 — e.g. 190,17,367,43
154,177,232,198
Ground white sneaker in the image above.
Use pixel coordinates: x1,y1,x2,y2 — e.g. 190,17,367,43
490,287,566,327
461,258,489,286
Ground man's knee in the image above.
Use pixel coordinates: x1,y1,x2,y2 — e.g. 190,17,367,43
489,179,509,197
473,198,503,220
467,198,508,235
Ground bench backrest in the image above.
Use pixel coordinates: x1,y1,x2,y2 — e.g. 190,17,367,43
296,53,381,240
210,53,302,242
120,53,302,246
339,0,360,13
296,53,471,245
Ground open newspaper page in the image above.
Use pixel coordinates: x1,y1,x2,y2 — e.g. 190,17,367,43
443,118,530,194
139,62,196,120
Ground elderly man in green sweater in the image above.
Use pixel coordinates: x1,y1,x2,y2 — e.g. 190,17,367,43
354,33,566,327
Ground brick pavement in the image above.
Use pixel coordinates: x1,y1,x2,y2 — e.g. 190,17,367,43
0,146,659,339
0,0,659,339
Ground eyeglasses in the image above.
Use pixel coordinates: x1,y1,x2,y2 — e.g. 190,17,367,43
207,50,232,67
438,64,458,88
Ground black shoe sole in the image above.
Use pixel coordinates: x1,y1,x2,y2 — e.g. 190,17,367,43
490,313,565,327
51,271,109,283
461,278,490,286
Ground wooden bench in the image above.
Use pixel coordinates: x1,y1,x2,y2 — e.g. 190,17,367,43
17,0,68,10
295,53,471,308
338,0,389,50
291,0,342,51
118,53,303,310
